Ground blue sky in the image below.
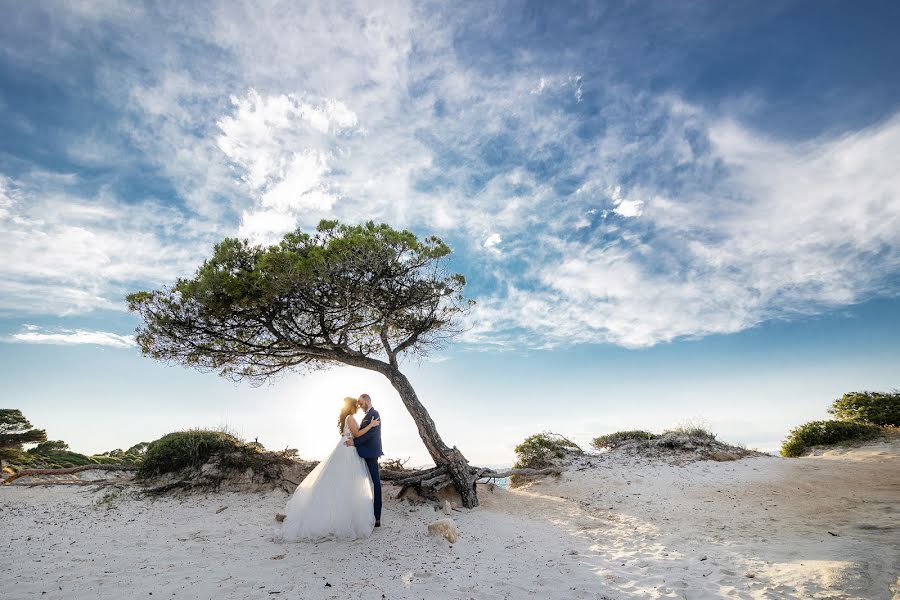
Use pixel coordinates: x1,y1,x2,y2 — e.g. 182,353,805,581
1,1,898,464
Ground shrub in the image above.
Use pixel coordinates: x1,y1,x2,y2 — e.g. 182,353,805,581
510,432,581,488
138,429,253,478
781,420,883,457
828,391,900,427
666,420,717,440
591,430,657,450
513,432,582,470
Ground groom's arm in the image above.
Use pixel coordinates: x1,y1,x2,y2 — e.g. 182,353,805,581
352,410,380,446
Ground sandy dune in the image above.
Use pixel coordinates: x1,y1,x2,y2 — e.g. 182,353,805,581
2,442,898,599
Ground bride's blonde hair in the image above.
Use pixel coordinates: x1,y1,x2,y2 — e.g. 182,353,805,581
338,397,358,433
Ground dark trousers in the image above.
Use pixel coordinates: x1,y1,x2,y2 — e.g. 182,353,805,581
364,456,382,520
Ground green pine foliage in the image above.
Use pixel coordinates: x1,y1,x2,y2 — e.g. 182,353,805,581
828,391,900,427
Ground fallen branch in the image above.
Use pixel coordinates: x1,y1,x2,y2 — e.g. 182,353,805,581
142,480,195,495
14,479,134,487
381,467,436,481
392,466,447,486
473,467,562,479
2,464,137,485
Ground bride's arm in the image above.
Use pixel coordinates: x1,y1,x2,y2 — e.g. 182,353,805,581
347,415,380,438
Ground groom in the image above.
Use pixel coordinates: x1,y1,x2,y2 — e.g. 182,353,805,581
345,393,382,526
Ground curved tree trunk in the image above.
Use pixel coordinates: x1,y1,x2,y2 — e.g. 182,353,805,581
380,366,478,508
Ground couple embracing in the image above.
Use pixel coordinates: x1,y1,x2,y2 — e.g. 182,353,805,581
279,393,383,541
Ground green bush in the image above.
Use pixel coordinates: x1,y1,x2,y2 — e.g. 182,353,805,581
513,432,582,470
591,430,657,450
781,420,883,457
828,391,900,427
138,429,252,478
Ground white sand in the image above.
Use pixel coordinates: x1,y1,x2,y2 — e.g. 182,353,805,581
2,443,898,599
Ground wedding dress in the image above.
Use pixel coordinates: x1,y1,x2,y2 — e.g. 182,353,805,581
278,416,375,541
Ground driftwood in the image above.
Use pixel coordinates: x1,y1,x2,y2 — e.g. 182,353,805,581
11,479,133,487
142,480,195,495
390,464,563,501
2,464,137,485
474,467,562,479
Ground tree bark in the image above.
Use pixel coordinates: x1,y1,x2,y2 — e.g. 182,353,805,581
380,366,478,508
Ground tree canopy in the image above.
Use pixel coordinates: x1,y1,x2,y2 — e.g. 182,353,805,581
0,409,47,450
127,220,471,382
828,391,900,427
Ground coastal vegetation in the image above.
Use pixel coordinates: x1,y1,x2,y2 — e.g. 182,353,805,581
591,430,657,450
780,420,883,457
827,391,899,427
510,432,581,486
1,409,145,472
781,390,898,457
138,429,255,478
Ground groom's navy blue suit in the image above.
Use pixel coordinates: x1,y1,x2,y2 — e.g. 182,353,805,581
352,407,383,521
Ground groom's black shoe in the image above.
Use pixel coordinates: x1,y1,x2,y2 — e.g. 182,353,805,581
374,520,381,527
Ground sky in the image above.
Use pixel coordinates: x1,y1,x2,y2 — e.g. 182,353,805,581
1,1,899,466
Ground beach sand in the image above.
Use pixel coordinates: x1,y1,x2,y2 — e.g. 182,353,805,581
2,441,898,599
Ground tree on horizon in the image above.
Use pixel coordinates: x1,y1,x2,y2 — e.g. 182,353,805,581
0,409,48,469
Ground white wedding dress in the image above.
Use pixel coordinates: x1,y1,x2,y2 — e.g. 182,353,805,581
278,416,375,541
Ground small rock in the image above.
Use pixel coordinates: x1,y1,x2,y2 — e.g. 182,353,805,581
427,518,459,544
274,513,286,522
745,572,755,578
442,500,452,515
271,554,285,560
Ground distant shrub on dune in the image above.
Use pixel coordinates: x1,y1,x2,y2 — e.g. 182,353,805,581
137,429,316,494
666,420,717,440
514,432,582,470
828,391,900,427
780,420,883,457
591,430,657,450
511,432,581,487
139,429,255,478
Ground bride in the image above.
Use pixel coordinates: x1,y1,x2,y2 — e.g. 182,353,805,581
279,397,380,541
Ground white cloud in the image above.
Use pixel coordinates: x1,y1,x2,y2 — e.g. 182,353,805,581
215,91,360,244
483,233,503,255
466,110,900,348
0,172,212,316
10,326,135,348
3,2,899,351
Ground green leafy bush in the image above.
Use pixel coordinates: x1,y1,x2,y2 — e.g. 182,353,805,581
828,391,900,427
781,420,883,457
510,432,581,487
513,432,582,470
591,430,657,450
138,429,254,478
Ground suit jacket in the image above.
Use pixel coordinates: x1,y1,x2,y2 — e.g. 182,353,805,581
353,408,383,458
